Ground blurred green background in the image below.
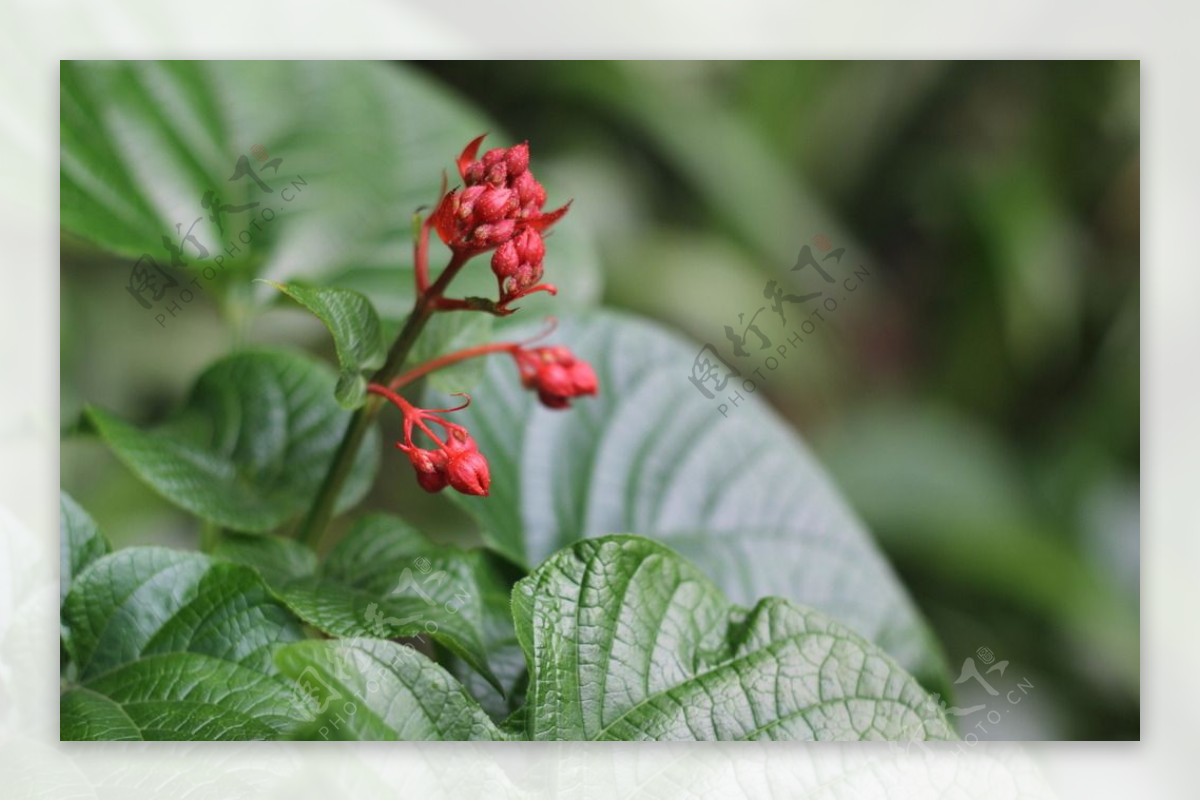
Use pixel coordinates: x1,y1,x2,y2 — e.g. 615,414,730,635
61,61,1139,740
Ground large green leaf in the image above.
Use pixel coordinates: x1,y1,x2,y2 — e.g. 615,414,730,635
60,490,110,604
274,638,506,741
83,349,379,534
513,536,953,741
62,547,304,679
261,281,386,408
61,654,301,741
61,61,487,278
435,311,944,686
270,514,512,693
210,531,318,588
60,546,307,740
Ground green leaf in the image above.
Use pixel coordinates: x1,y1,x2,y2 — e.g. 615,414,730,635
83,349,379,534
270,514,509,692
434,311,945,687
210,532,318,588
274,638,506,740
439,551,528,721
60,546,309,740
62,654,301,741
62,547,304,679
60,491,110,604
60,687,142,741
261,281,386,408
513,535,954,741
61,61,487,278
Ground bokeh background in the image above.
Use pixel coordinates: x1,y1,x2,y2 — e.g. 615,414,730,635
61,60,1139,740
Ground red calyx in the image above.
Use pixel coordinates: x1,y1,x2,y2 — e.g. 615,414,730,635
512,346,599,409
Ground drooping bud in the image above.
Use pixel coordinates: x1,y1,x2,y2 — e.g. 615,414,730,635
403,446,448,493
445,448,490,496
536,362,574,398
568,360,599,395
511,345,600,409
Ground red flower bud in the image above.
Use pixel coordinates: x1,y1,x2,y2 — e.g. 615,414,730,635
511,346,600,409
492,240,520,278
472,219,517,247
512,171,546,210
456,185,486,220
486,162,507,187
568,361,599,395
475,188,515,222
536,389,572,410
506,142,530,176
503,263,543,297
536,362,574,398
514,227,545,264
403,447,448,493
446,448,490,496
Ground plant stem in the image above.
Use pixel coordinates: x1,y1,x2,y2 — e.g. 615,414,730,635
297,250,470,549
388,341,516,391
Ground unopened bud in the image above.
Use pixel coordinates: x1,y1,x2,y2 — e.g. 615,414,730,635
446,449,490,496
537,362,574,399
512,171,545,209
475,188,515,222
473,219,517,247
405,448,447,493
492,240,520,278
569,361,599,395
514,227,545,265
505,142,530,176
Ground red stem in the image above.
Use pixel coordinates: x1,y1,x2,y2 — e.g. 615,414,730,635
367,382,417,414
388,341,518,391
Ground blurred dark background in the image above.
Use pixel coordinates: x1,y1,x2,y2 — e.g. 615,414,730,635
62,61,1139,739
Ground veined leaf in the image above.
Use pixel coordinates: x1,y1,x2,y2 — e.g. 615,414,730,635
434,311,946,686
60,490,110,605
513,536,954,741
61,654,301,741
60,545,308,740
62,547,304,679
210,532,318,588
275,638,506,741
262,281,386,408
270,514,512,693
83,349,378,534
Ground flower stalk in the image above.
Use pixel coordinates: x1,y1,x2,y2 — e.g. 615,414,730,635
298,135,595,550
